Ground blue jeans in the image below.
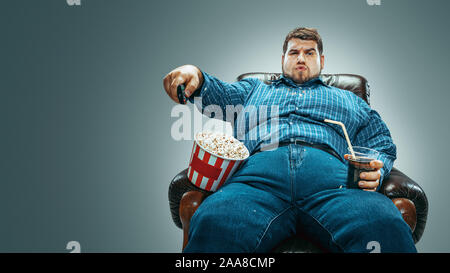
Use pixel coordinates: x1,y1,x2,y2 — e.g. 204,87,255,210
183,144,417,253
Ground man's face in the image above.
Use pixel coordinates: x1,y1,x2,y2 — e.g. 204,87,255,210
281,38,324,84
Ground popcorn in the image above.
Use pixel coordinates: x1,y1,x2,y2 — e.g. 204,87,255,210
195,131,249,160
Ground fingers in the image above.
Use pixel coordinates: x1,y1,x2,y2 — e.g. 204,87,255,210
370,159,383,169
170,75,188,100
163,74,172,99
359,170,381,191
163,73,179,103
184,78,199,98
360,169,381,181
358,180,379,191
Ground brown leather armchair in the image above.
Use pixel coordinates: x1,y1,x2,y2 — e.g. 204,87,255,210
168,73,429,252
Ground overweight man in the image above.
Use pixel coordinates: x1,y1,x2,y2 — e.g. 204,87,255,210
163,27,417,253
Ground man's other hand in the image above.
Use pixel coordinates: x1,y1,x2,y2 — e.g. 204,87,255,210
344,154,383,192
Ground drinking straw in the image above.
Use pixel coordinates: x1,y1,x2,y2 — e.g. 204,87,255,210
324,119,356,159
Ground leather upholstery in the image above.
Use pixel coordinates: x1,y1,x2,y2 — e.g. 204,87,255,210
380,168,428,243
168,73,428,252
168,168,211,229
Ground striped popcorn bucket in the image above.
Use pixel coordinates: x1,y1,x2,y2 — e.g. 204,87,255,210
187,138,249,192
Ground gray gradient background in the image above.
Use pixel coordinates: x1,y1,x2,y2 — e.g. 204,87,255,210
1,0,449,252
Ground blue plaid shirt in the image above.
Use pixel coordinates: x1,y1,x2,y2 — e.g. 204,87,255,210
189,72,396,184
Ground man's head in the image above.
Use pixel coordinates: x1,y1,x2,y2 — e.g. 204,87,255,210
281,27,324,84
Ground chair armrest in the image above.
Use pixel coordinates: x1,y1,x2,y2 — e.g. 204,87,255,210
380,167,428,243
180,191,207,250
168,168,212,229
391,197,417,232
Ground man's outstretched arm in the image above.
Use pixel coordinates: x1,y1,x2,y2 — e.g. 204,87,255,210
163,64,258,121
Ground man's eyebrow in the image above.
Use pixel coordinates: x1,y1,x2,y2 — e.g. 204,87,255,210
288,47,316,52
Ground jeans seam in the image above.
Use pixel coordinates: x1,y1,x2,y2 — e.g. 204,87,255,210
295,204,346,252
289,145,295,203
252,205,294,252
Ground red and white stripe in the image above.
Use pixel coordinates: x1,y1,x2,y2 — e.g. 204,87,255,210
187,142,244,192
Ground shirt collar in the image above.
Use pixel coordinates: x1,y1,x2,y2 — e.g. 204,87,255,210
271,74,328,88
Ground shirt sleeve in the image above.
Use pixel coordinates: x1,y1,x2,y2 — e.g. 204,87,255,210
188,71,258,122
353,99,397,190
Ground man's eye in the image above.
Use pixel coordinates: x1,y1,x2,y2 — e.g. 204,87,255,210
306,52,314,55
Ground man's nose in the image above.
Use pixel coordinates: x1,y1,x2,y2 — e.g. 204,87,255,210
297,52,306,63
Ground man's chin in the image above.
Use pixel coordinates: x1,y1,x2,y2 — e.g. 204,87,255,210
282,71,319,84
293,73,321,84
292,76,309,84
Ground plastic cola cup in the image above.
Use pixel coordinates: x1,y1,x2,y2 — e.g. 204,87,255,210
346,146,380,189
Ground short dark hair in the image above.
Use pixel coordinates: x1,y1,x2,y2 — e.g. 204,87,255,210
283,27,323,55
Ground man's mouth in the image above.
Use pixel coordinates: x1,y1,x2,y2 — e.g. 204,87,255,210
296,66,307,71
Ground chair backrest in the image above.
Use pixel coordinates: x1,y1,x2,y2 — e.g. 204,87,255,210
237,72,371,105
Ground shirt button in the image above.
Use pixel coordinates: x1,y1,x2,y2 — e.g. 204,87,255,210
296,107,299,110
289,121,293,125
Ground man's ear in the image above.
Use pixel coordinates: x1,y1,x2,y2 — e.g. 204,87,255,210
320,55,325,70
281,54,285,66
